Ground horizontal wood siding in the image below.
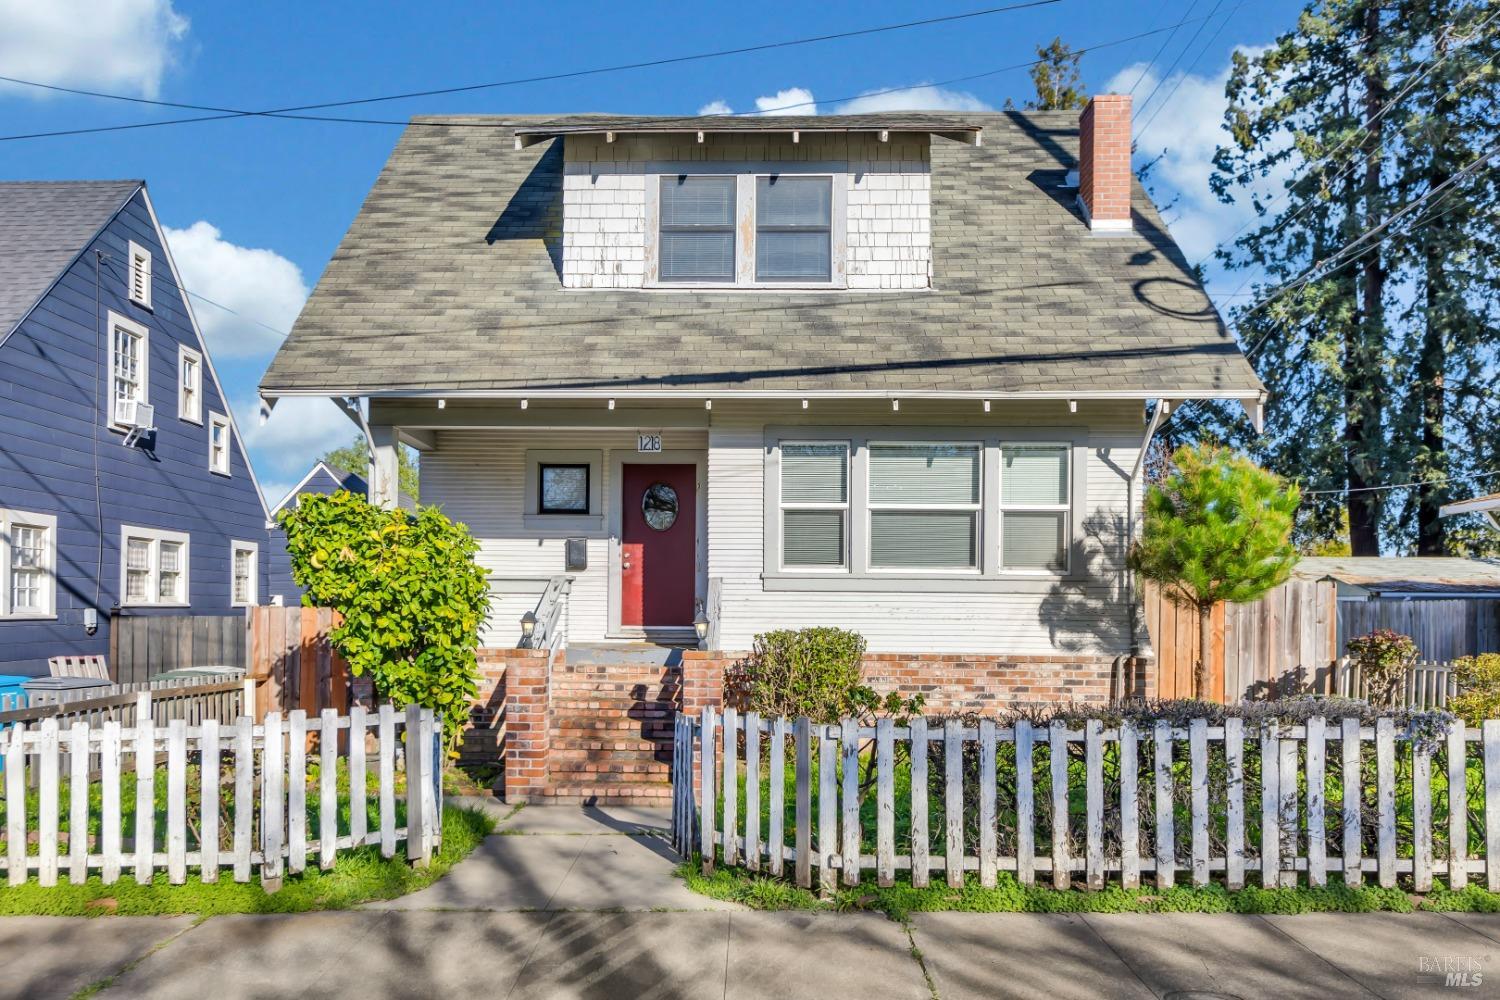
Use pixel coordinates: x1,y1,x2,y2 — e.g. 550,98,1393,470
0,189,277,675
420,428,709,643
708,400,1140,653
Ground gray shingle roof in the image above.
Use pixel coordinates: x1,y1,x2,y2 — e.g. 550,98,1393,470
515,114,982,140
0,180,141,339
263,112,1262,398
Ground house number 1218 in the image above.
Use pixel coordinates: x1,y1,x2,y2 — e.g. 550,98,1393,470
637,433,662,453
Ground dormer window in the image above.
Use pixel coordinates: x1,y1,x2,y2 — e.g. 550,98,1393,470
756,176,832,282
658,176,736,283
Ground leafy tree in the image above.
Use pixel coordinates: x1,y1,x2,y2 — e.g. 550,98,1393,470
321,434,421,504
1130,444,1301,696
1005,37,1088,111
278,491,491,753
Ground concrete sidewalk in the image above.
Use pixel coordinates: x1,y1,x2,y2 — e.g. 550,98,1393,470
7,806,1500,999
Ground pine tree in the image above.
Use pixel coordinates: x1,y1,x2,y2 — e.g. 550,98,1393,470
1005,38,1088,111
1130,445,1301,696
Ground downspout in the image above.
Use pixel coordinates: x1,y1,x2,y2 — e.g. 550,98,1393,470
1126,399,1168,661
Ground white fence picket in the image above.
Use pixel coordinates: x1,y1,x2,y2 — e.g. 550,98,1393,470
320,709,338,870
910,716,929,888
288,710,307,874
1016,720,1035,887
1260,722,1278,889
744,712,761,874
349,705,367,847
68,722,88,884
1225,718,1245,891
262,711,284,884
817,719,836,893
201,719,220,882
794,717,811,889
945,719,963,889
378,704,395,860
101,721,122,884
1154,721,1174,891
1084,720,1103,891
840,718,859,888
134,697,155,886
1376,718,1397,888
6,725,24,886
768,717,786,879
167,719,187,884
1119,721,1139,890
233,719,253,882
1189,719,1208,888
1306,716,1326,888
980,719,999,889
877,718,895,887
38,718,59,887
722,706,738,868
1484,720,1500,893
1341,718,1361,885
1413,735,1433,893
1278,734,1298,888
699,706,715,875
1050,720,1069,891
1449,724,1468,890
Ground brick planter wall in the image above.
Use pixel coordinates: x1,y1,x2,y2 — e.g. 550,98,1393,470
682,650,1153,718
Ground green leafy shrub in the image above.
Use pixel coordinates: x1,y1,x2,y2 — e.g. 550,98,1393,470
278,490,491,753
1345,629,1420,708
726,627,869,722
1450,653,1500,727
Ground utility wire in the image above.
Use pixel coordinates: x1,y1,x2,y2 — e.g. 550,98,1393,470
0,1,1059,139
1127,0,1199,95
1133,0,1226,126
1299,469,1500,496
1134,0,1242,137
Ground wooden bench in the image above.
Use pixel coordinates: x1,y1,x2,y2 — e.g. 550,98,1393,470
46,655,110,680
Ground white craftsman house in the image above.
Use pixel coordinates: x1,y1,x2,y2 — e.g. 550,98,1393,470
262,97,1264,706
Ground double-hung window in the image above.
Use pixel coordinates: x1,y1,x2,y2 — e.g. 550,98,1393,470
231,541,258,606
999,445,1071,572
108,313,148,428
121,526,189,606
1,509,57,618
868,444,982,570
179,345,202,423
756,176,832,282
779,443,849,569
208,412,231,475
658,176,736,283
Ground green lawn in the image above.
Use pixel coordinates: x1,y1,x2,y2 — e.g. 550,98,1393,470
0,804,493,916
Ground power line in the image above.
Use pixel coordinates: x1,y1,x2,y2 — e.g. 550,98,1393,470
1299,469,1500,496
0,1,1060,140
1134,0,1226,126
1127,0,1200,96
1134,0,1242,138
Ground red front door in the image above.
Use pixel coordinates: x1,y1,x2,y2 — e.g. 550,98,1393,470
621,463,696,628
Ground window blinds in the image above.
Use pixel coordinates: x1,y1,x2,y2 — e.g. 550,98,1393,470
869,445,980,504
756,176,831,281
1001,446,1068,504
781,443,848,567
659,176,735,281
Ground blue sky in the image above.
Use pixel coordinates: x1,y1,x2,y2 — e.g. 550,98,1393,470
0,0,1307,505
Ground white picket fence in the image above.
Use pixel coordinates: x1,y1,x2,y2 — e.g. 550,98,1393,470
1,694,442,889
674,706,1500,893
1332,657,1458,708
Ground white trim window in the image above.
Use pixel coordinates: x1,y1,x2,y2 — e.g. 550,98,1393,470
178,345,202,423
1,509,57,618
208,412,231,475
999,444,1071,572
867,443,982,571
779,442,849,569
121,526,189,607
127,241,152,309
107,312,149,428
657,175,737,283
230,540,258,607
755,175,833,282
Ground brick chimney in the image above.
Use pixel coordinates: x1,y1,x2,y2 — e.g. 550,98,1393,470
1077,94,1133,231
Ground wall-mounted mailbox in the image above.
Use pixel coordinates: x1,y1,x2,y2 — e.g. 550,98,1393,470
565,538,587,572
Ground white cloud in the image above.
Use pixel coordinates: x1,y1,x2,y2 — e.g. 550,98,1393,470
754,88,817,115
697,99,733,116
1104,46,1283,274
164,221,309,360
0,0,188,99
234,395,357,496
835,85,993,115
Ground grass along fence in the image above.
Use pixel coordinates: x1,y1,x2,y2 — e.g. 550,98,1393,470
1,700,440,890
674,706,1500,894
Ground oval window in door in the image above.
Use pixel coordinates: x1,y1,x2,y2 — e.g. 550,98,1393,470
641,483,679,531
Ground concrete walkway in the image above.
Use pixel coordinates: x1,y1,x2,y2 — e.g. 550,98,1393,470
6,806,1500,998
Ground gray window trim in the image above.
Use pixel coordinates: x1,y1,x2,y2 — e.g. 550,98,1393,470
523,449,603,531
761,425,1088,592
644,161,848,290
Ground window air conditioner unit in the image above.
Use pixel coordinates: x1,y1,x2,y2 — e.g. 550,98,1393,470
116,398,155,429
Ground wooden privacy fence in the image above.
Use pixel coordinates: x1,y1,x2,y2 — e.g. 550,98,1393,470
1146,579,1338,702
1339,599,1500,663
0,699,440,889
110,614,247,683
247,606,351,720
675,707,1500,893
0,680,250,738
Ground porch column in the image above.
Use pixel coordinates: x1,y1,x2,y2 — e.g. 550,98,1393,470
369,424,400,510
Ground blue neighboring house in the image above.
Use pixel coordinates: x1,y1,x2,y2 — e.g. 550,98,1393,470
0,180,295,676
267,461,368,596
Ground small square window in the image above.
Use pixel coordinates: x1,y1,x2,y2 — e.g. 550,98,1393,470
539,464,590,514
208,412,231,475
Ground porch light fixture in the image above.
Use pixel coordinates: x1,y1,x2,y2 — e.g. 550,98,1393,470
693,612,710,643
520,611,537,642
